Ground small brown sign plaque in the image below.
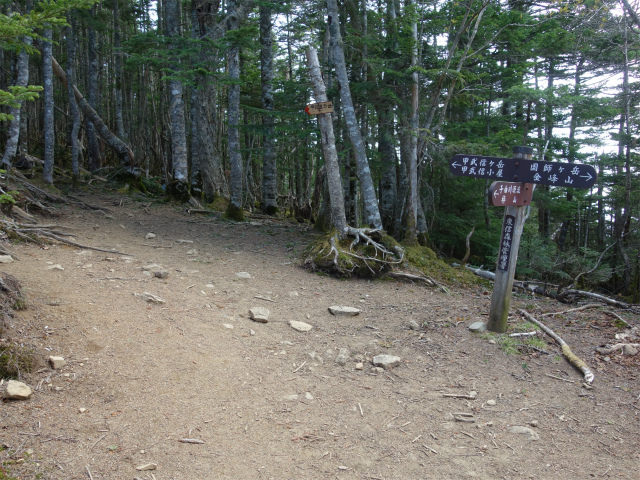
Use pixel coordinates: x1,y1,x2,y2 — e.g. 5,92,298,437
488,182,533,207
305,101,334,115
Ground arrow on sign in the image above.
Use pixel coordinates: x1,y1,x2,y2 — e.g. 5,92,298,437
449,154,597,188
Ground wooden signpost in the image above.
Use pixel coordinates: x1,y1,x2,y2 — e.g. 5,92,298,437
449,146,598,333
305,101,334,115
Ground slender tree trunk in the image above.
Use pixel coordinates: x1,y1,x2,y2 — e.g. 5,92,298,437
66,15,81,179
306,48,347,235
1,38,31,168
378,106,396,233
260,4,277,214
226,0,244,220
113,0,126,141
87,13,101,171
327,0,381,229
43,29,54,184
50,56,135,166
165,0,189,196
405,0,419,241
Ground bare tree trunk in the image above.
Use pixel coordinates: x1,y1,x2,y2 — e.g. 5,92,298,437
86,13,101,171
378,106,396,232
226,0,244,220
1,37,31,168
50,55,134,167
113,0,126,141
191,0,227,201
66,15,81,180
165,0,189,196
327,0,381,229
405,0,419,242
260,4,277,215
43,29,54,184
306,48,347,235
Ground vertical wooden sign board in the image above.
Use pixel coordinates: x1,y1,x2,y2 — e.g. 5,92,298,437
487,147,534,333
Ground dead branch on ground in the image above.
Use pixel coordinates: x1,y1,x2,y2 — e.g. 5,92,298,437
518,308,594,384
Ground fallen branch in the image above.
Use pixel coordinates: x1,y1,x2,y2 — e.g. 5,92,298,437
540,304,601,317
603,310,631,328
35,231,131,256
518,309,594,384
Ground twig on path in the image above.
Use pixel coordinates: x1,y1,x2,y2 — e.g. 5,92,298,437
91,433,108,449
540,304,601,317
85,466,94,480
292,361,307,373
254,295,277,303
546,373,576,384
518,308,594,384
178,438,205,444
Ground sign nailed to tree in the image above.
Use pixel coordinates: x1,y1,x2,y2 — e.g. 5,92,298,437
488,182,534,207
305,101,334,115
449,154,597,188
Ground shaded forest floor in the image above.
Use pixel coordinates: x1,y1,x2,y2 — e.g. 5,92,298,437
1,190,639,480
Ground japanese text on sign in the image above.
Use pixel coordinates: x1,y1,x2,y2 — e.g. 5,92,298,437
305,101,334,115
497,215,515,271
488,182,533,207
449,155,597,188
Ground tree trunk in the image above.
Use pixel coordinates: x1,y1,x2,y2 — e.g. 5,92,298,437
1,37,31,168
405,0,419,242
66,15,81,179
50,56,135,167
113,0,126,141
43,29,54,185
86,13,101,171
327,0,381,229
260,4,277,215
165,0,189,196
306,48,347,235
226,0,244,220
378,106,396,233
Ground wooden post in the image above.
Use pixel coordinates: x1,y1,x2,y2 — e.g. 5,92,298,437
487,146,534,333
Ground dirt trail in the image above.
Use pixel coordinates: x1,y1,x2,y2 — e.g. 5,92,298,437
1,193,639,480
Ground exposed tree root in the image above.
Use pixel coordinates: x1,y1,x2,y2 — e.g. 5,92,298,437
595,343,640,355
305,228,404,278
518,308,594,384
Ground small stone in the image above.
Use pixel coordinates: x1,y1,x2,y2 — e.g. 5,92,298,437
205,284,215,289
488,339,497,344
283,394,299,402
289,320,313,332
47,264,64,271
3,380,32,400
250,329,256,336
468,321,487,333
176,239,193,244
372,354,402,369
153,269,169,279
603,356,611,362
145,233,156,240
140,292,166,304
324,349,335,362
305,392,314,401
486,399,496,406
236,272,252,279
79,407,87,413
334,348,350,366
306,352,324,364
288,291,299,297
0,255,14,264
186,249,198,255
529,420,539,427
136,463,157,471
48,356,66,370
328,306,361,316
355,362,364,370
82,263,93,269
408,320,421,331
371,366,384,374
508,426,540,441
249,307,270,323
623,345,638,356
222,324,234,329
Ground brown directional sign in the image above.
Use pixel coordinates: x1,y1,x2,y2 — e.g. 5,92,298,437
488,182,534,207
449,154,597,189
305,101,334,115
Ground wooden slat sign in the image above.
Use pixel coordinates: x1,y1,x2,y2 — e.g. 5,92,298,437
305,101,333,115
497,215,516,271
488,182,533,206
